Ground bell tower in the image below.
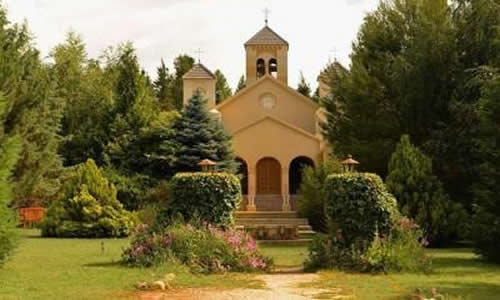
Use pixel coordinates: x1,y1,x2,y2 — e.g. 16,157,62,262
244,18,289,86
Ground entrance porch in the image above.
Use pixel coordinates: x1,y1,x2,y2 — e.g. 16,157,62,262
236,156,313,212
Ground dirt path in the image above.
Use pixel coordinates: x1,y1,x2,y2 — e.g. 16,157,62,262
140,273,343,300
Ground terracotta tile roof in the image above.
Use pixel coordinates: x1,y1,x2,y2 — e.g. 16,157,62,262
245,26,288,46
183,63,215,79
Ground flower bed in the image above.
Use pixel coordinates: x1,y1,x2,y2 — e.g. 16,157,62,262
122,222,272,273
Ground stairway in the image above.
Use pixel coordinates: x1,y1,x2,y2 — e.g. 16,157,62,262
234,211,314,240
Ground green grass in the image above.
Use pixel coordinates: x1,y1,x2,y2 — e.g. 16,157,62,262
0,229,263,300
259,243,308,267
313,248,500,299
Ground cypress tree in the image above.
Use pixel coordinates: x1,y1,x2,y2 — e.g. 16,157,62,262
386,135,466,245
173,91,236,173
235,75,246,93
214,69,233,104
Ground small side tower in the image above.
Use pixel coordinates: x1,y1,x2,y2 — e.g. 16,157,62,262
244,24,289,86
183,63,216,109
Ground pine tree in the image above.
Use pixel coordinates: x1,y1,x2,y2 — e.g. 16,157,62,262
0,6,63,202
173,91,236,173
297,71,312,98
0,93,21,266
153,59,173,110
386,135,466,245
235,75,246,93
214,69,233,104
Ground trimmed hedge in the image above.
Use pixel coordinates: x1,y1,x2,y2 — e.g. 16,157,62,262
164,172,241,226
41,159,136,238
325,173,398,250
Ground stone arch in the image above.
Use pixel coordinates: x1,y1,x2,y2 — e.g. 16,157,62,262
289,156,315,194
256,157,281,195
257,58,266,79
269,58,278,78
235,157,248,195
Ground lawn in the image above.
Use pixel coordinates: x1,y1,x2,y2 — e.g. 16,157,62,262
259,243,308,267
313,248,500,299
0,229,263,300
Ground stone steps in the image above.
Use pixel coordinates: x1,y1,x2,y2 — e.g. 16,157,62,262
234,211,315,240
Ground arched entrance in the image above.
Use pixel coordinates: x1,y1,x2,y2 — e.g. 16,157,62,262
235,157,248,195
289,156,314,195
257,157,281,194
256,157,282,211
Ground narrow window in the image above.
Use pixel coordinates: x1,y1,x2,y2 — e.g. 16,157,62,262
257,58,266,79
269,58,278,78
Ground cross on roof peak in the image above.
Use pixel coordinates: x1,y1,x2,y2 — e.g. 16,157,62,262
194,48,204,63
263,7,271,26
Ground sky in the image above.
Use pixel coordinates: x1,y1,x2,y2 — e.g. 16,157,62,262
3,0,379,90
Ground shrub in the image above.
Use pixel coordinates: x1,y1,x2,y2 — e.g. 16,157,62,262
386,135,467,246
161,172,241,226
41,159,136,238
325,173,399,251
298,159,342,232
363,217,431,273
122,222,272,273
103,168,154,211
305,218,432,273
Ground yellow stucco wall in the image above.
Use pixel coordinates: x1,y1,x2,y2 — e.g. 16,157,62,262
218,76,319,136
183,78,216,109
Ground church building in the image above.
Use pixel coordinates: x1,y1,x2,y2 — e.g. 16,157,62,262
183,23,328,214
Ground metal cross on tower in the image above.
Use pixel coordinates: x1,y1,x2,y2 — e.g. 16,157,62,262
263,7,271,26
195,48,204,63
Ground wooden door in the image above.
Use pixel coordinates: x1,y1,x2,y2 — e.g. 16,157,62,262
257,158,281,194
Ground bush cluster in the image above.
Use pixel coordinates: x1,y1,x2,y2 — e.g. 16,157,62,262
306,173,430,273
160,172,241,226
325,173,399,250
122,222,272,273
41,159,136,238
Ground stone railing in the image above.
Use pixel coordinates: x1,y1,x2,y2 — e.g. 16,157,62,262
289,194,300,211
254,195,283,211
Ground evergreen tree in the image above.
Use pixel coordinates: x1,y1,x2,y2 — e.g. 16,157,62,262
169,54,194,110
386,135,466,245
214,69,232,104
322,0,456,177
173,91,236,173
297,71,312,98
471,73,500,263
235,75,246,93
153,59,173,110
0,93,21,266
0,5,63,202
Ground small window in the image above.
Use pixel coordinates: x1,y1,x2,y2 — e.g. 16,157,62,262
257,58,266,79
269,58,278,78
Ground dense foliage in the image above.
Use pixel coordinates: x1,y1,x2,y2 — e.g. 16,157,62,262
41,159,135,238
0,6,63,204
325,173,399,250
122,222,272,272
215,69,233,104
162,172,241,226
471,72,500,263
0,94,21,266
297,71,312,98
386,135,467,245
173,92,237,173
297,159,342,232
307,173,430,273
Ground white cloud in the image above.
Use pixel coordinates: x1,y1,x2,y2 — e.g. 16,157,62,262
3,0,379,89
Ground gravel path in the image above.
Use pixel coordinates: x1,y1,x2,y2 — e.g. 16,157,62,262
140,273,342,300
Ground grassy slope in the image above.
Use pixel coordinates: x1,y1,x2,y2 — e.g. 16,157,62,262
0,230,262,300
314,248,500,299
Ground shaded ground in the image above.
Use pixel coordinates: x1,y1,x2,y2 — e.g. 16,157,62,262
141,274,341,300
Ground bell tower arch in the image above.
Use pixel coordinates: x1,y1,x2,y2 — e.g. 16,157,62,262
245,24,289,86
